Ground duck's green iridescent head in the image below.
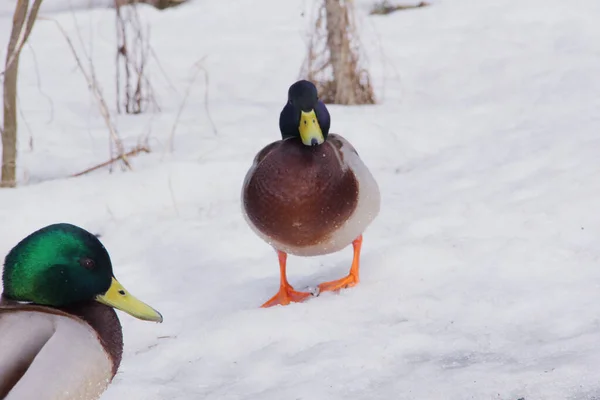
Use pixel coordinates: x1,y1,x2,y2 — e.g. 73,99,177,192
2,223,162,323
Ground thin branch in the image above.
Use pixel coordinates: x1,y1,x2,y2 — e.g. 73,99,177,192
115,0,123,113
26,42,54,124
68,0,89,63
71,145,149,177
16,94,33,151
166,58,217,154
115,2,158,115
166,67,200,153
149,45,179,96
67,4,128,170
168,175,179,216
197,61,217,136
40,16,131,169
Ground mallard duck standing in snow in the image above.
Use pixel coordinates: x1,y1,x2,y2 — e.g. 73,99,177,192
242,80,381,307
0,223,163,400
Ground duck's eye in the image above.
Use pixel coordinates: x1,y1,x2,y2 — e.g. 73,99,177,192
79,258,96,270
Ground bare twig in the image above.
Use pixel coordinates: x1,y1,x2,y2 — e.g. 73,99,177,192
149,45,179,96
198,61,217,136
166,58,217,153
26,42,54,124
168,175,179,216
115,1,124,114
68,0,90,60
16,95,34,151
115,1,159,115
167,70,198,153
40,16,131,170
71,145,150,177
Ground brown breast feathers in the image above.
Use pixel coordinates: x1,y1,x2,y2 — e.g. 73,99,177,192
243,137,358,248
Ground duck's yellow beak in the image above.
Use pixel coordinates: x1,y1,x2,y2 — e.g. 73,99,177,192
299,110,325,146
96,277,163,323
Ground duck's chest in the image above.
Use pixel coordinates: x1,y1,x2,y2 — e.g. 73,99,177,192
253,139,352,189
0,309,114,400
243,140,359,248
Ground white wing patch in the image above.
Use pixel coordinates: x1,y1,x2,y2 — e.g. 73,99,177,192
0,310,113,400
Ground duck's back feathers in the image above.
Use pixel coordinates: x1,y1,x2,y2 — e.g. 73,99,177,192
242,134,380,256
0,300,122,400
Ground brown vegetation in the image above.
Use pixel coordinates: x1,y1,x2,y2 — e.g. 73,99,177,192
301,0,375,105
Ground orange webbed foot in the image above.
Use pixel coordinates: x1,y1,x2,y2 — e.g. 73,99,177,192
317,273,358,294
261,285,312,308
316,234,363,295
261,250,313,308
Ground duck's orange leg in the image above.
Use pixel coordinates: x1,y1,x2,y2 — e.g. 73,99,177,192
261,250,312,308
317,235,363,293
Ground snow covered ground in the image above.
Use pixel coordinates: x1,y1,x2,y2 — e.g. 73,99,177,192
1,0,600,398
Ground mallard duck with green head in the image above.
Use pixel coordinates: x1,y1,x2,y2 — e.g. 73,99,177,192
0,223,162,400
242,80,381,308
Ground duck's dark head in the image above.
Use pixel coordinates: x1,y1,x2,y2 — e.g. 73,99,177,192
279,80,331,146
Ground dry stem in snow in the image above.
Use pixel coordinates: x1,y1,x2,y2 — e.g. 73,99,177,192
40,16,132,173
71,145,150,177
1,0,44,188
301,0,375,105
115,1,160,115
167,58,217,155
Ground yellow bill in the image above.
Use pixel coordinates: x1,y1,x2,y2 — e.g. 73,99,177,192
96,277,163,323
298,110,325,146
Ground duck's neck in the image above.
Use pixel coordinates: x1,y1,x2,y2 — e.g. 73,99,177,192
58,301,124,375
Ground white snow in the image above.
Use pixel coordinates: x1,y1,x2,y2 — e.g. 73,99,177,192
1,0,600,398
